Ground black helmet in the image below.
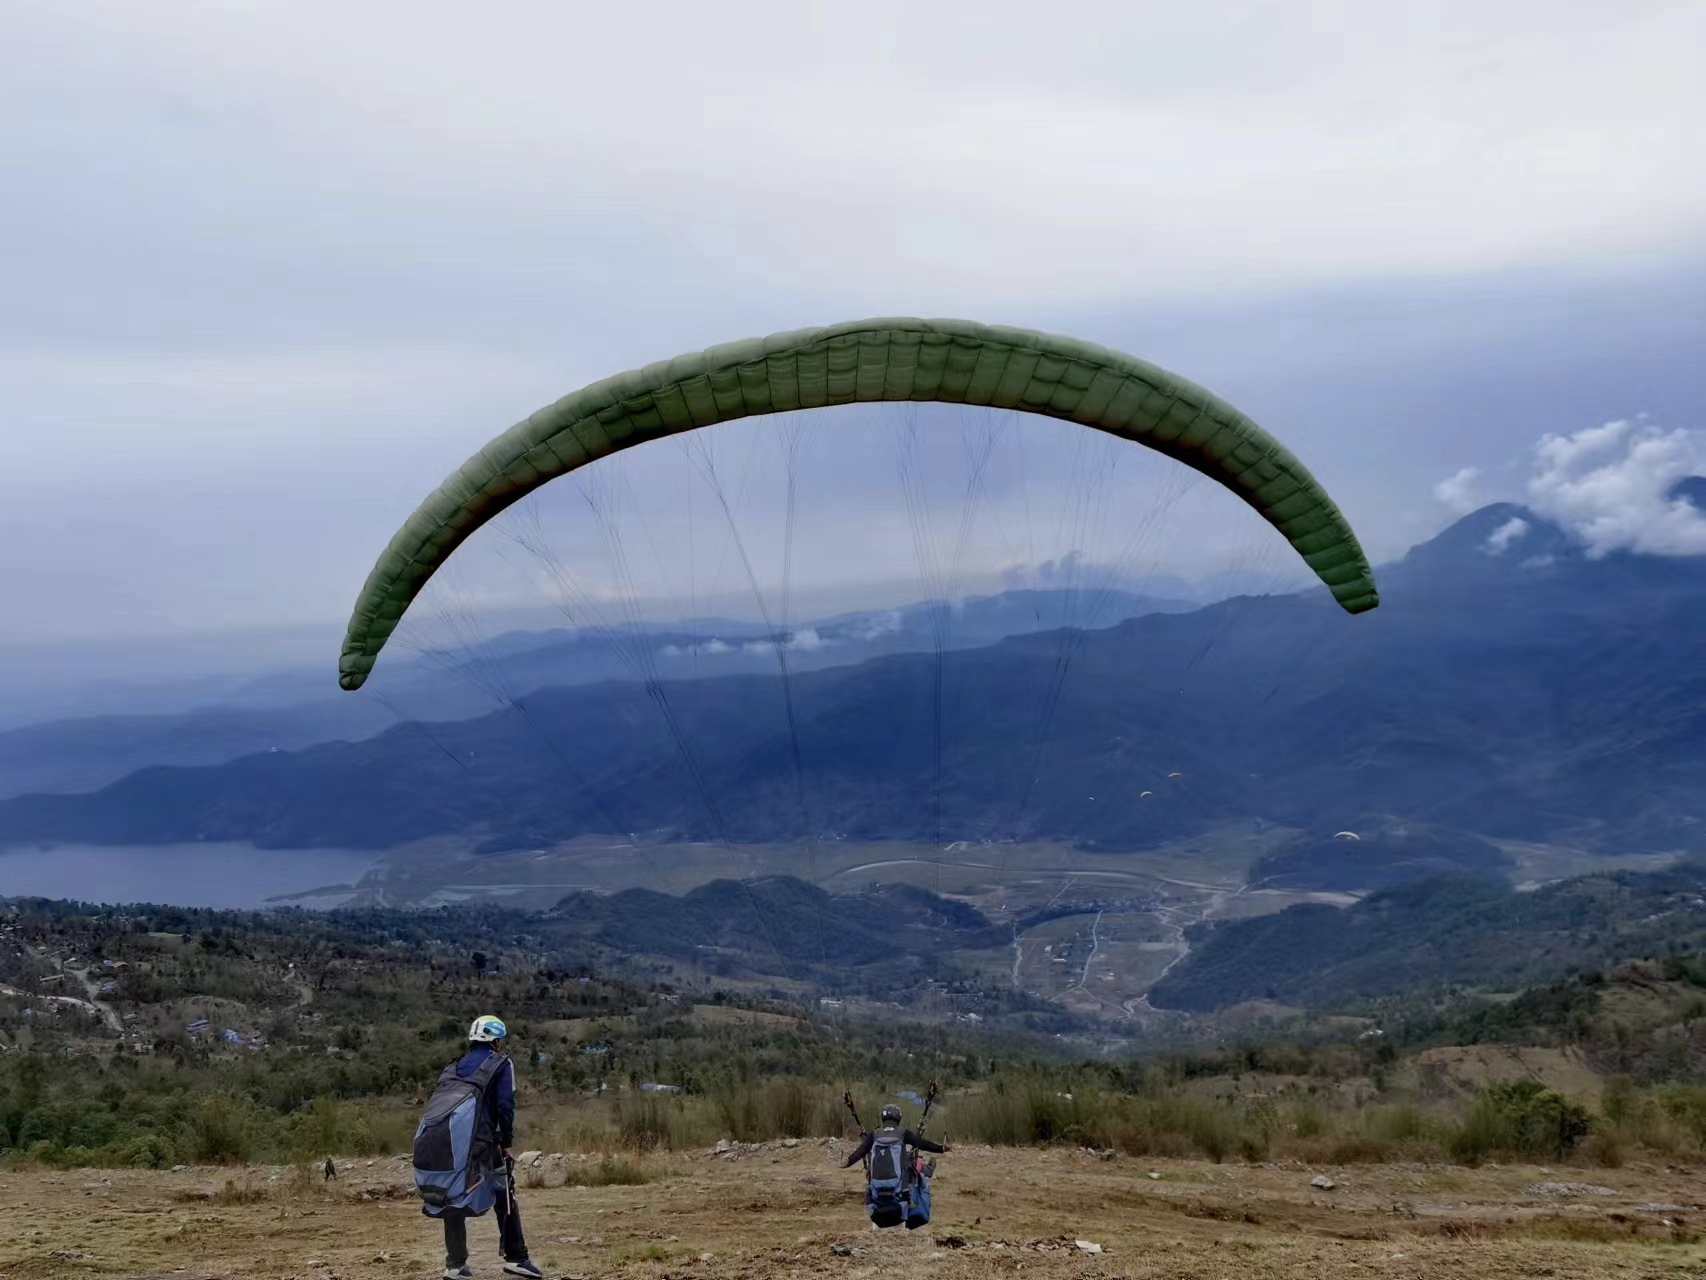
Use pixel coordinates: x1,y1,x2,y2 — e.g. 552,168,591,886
880,1104,902,1125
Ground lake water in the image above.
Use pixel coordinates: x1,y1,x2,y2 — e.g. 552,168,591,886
0,843,380,909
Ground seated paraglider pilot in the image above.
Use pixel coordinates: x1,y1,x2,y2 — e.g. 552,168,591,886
843,1104,951,1229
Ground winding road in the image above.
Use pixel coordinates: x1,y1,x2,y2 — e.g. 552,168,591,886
0,976,121,1033
1074,911,1105,991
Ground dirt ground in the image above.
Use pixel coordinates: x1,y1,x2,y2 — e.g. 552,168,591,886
11,1141,1706,1279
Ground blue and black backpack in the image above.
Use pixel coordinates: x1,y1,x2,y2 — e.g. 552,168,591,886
864,1126,910,1229
412,1052,508,1215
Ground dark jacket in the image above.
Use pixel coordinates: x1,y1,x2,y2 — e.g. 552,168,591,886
843,1128,944,1168
453,1045,516,1149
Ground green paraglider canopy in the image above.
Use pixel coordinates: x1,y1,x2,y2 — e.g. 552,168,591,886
338,317,1378,690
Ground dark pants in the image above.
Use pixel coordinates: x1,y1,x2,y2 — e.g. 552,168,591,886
442,1182,528,1266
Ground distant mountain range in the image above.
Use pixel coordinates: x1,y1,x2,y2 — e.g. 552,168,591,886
0,587,1185,799
1148,861,1706,1012
1,501,1703,870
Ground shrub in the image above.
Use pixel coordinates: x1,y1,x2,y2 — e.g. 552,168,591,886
117,1133,178,1169
1289,1101,1327,1139
191,1095,261,1164
1450,1080,1591,1163
1578,1129,1625,1168
1654,1085,1706,1151
562,1155,654,1187
710,1080,837,1145
1601,1075,1637,1128
617,1094,682,1150
1365,1104,1428,1144
212,1173,272,1204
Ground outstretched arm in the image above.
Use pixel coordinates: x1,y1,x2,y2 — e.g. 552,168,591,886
909,1133,947,1155
842,1132,873,1168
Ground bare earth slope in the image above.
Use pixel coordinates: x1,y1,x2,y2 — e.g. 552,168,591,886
13,1143,1706,1279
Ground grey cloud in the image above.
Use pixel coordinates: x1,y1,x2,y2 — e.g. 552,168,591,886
1,0,1702,692
5,0,1703,348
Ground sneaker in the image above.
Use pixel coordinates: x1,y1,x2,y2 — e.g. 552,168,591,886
503,1261,544,1278
443,1268,473,1279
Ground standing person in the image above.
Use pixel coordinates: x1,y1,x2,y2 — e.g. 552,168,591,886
419,1015,542,1280
323,1156,337,1182
842,1103,950,1229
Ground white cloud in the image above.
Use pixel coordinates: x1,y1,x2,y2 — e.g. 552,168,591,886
1527,420,1706,557
660,638,742,658
848,611,904,642
785,627,827,653
1433,467,1482,515
1483,516,1530,554
1036,552,1089,585
740,628,834,656
1534,419,1634,473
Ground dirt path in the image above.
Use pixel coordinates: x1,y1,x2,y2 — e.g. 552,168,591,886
67,966,125,1033
0,980,120,1034
1074,910,1104,991
829,858,1240,896
7,1144,1704,1279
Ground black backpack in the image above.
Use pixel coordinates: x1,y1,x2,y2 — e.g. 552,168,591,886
864,1125,911,1228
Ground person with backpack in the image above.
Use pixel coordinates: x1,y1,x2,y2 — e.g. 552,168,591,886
413,1014,542,1280
842,1103,951,1229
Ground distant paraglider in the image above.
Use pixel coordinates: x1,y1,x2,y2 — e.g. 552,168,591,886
1333,831,1362,841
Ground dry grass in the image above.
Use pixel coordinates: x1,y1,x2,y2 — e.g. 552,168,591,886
6,1143,1706,1278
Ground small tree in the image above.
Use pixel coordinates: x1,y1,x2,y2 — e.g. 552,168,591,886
1452,1079,1592,1162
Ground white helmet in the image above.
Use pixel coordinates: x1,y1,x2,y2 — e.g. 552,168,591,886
468,1014,507,1043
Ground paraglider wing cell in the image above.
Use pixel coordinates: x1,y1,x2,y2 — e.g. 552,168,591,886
338,318,1379,690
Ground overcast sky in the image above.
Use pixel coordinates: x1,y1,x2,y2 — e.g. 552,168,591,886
3,0,1704,683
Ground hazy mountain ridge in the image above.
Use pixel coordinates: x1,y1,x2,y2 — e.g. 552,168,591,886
0,588,1182,800
2,504,1704,862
